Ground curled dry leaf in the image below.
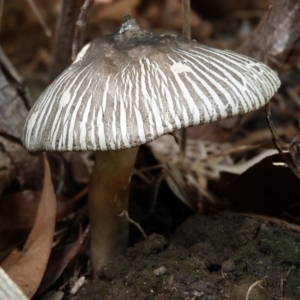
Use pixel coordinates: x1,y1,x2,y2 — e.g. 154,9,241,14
1,156,57,299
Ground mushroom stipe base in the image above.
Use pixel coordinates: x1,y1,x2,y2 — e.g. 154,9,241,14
88,147,139,273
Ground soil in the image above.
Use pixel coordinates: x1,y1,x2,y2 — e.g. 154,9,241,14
75,211,300,300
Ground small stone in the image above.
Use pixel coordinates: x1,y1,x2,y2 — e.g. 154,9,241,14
260,223,268,230
192,290,204,298
70,276,85,294
153,266,167,276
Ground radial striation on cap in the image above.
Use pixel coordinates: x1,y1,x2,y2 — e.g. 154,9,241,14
23,16,280,152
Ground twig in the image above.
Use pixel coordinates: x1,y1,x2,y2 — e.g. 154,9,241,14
70,186,88,203
180,0,191,161
118,210,147,240
132,168,152,185
263,2,273,117
265,110,300,180
72,0,94,60
240,213,300,233
263,0,273,65
181,0,191,39
139,164,190,205
49,0,84,81
264,1,300,181
0,0,3,35
245,277,266,300
280,266,295,299
26,0,52,37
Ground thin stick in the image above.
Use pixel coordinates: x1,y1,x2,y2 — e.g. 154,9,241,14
180,0,191,161
26,0,52,37
241,213,300,233
263,0,273,65
70,186,88,203
263,2,273,124
72,0,94,60
118,210,147,240
264,1,300,180
49,0,84,81
266,103,300,180
0,0,3,35
139,164,189,202
182,0,191,39
280,266,295,299
245,278,265,300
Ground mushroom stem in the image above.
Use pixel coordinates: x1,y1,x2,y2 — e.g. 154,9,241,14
88,147,139,273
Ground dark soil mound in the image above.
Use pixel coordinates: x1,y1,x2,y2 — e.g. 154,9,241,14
76,211,300,300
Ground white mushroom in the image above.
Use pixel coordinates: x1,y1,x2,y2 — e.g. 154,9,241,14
22,15,280,273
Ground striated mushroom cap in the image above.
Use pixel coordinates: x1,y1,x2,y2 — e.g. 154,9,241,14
23,15,280,152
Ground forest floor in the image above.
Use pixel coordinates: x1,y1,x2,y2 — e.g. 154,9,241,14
1,1,300,300
75,211,300,300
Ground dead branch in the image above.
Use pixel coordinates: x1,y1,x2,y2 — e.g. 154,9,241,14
180,0,191,159
241,213,300,233
72,0,94,60
49,0,84,81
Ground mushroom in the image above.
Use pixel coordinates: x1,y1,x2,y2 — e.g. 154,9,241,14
22,15,280,272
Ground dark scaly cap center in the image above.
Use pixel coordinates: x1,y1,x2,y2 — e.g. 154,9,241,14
119,15,141,34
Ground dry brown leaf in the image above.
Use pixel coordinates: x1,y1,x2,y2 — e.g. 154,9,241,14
1,155,57,299
0,249,22,272
0,188,86,260
0,191,41,259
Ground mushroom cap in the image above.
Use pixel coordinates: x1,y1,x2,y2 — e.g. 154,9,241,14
23,16,280,151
